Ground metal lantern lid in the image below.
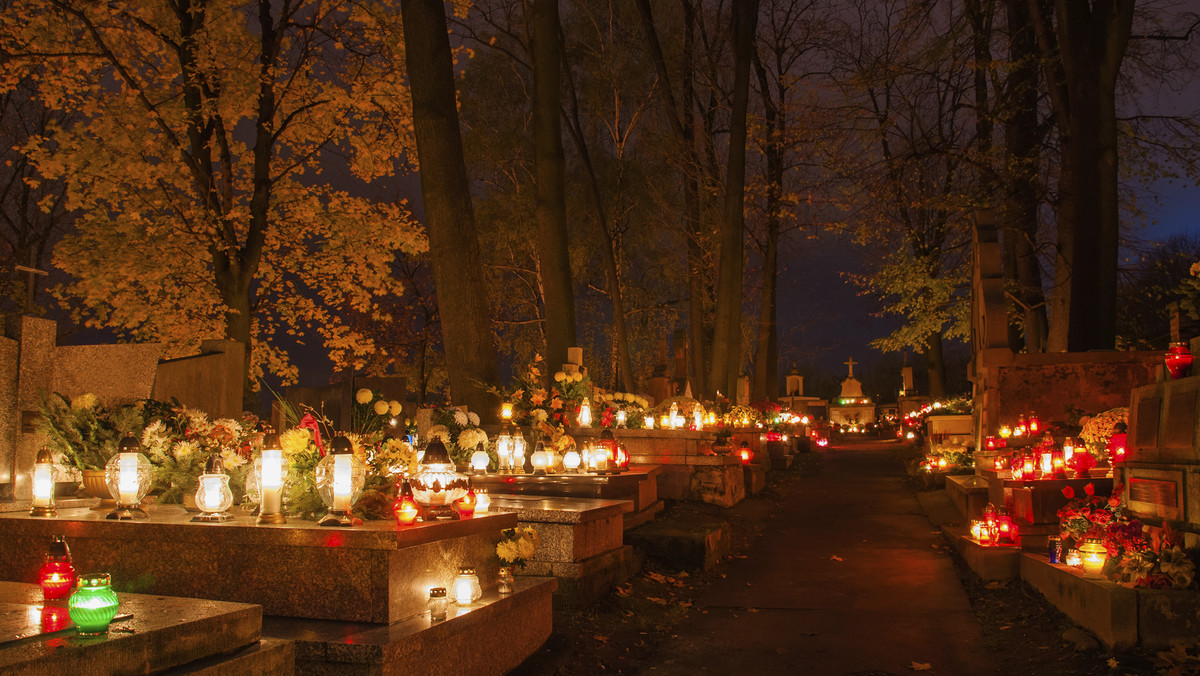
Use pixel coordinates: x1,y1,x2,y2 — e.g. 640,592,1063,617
204,453,225,474
740,440,750,449
35,448,54,464
458,566,476,575
429,587,447,598
422,439,452,466
117,436,141,453
329,436,353,455
262,433,282,450
46,535,71,561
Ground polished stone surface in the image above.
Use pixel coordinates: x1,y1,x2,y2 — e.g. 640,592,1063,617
471,467,661,529
265,577,556,676
0,581,260,676
0,506,517,624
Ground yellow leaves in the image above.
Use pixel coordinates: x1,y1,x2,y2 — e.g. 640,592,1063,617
908,662,933,671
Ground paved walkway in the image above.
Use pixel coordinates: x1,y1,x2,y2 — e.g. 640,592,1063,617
641,439,998,676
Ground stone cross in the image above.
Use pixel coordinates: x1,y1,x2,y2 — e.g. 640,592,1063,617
844,356,857,378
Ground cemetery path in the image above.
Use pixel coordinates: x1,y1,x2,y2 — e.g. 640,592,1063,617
640,438,998,676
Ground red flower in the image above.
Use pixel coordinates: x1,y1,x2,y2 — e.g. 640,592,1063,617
1062,486,1075,499
1084,482,1095,496
1091,510,1111,525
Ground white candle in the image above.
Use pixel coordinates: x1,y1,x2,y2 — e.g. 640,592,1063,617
332,454,352,511
201,475,224,511
31,464,53,507
117,453,139,504
261,449,283,514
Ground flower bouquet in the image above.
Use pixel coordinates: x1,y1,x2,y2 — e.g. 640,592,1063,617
1078,407,1127,462
36,392,146,472
426,406,490,468
495,526,541,569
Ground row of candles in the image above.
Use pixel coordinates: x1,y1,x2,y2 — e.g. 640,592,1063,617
569,399,716,431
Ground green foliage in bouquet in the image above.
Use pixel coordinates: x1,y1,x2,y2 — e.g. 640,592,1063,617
36,392,146,471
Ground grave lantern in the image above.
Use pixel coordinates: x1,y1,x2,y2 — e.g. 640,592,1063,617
693,408,704,430
1039,450,1053,477
192,453,234,522
255,435,287,525
1051,448,1066,478
496,432,513,473
562,448,582,472
454,484,477,518
393,479,419,526
500,401,514,422
999,425,1012,439
1165,342,1193,379
598,429,619,467
410,439,469,520
644,415,655,429
470,447,490,475
30,448,57,517
1062,438,1076,465
615,409,627,428
453,567,482,605
68,573,119,635
969,520,985,542
1078,540,1108,578
1015,415,1027,437
105,437,152,520
1022,453,1035,480
475,488,490,514
615,443,630,470
739,441,754,465
315,437,366,527
578,399,592,428
428,587,449,621
1028,414,1041,435
530,443,551,475
1010,456,1024,481
512,435,528,474
38,535,75,601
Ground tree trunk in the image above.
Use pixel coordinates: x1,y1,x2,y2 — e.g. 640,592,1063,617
401,0,499,418
1033,0,1132,351
750,49,781,403
1005,0,1048,352
707,0,759,399
532,0,576,369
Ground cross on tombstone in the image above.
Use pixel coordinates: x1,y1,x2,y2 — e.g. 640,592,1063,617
14,263,48,313
844,356,857,378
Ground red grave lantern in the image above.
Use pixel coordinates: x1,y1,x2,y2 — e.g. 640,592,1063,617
1166,342,1193,380
393,480,419,527
1028,414,1041,435
598,429,619,467
739,441,754,465
454,485,477,518
38,535,75,601
614,443,630,470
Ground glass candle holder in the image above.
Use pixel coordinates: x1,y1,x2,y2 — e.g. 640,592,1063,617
192,454,235,522
1078,540,1108,578
411,440,469,520
30,448,57,517
394,480,419,526
255,436,288,525
105,438,152,520
39,535,75,601
475,488,490,514
68,573,119,635
428,587,448,622
453,567,482,605
315,437,366,527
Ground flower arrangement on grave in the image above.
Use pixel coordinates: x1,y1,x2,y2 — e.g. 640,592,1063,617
1057,482,1124,543
426,406,491,469
1114,523,1196,589
1077,407,1127,461
140,400,260,503
752,400,784,429
495,526,541,569
374,437,419,478
593,391,650,428
725,404,760,429
35,392,146,471
920,441,974,473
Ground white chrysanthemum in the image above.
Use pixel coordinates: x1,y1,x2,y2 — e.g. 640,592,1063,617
532,409,548,422
428,425,451,443
572,371,583,383
389,400,402,416
172,440,199,463
71,393,100,411
220,448,248,470
453,410,468,426
554,371,566,382
356,388,374,404
373,400,390,415
467,412,480,426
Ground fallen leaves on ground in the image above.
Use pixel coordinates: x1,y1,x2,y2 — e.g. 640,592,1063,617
909,661,933,671
831,555,844,562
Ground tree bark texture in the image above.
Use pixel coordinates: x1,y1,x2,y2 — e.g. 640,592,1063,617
532,0,576,370
1033,0,1132,351
401,0,499,418
708,0,759,399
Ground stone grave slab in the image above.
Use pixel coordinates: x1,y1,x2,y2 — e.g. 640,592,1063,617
0,506,516,624
470,466,661,530
944,474,989,520
1019,553,1137,650
942,527,1020,581
743,463,766,495
0,581,270,675
489,494,634,606
263,577,555,676
627,519,730,571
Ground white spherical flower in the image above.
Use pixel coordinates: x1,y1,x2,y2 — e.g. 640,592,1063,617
172,440,198,463
428,425,451,443
554,371,566,383
573,371,583,383
467,412,480,426
533,409,549,422
389,400,402,416
355,388,374,404
453,410,468,426
374,400,390,415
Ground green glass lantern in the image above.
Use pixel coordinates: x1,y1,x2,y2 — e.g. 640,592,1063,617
67,573,119,635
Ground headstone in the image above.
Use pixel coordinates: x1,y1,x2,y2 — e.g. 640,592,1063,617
902,366,915,394
736,374,750,406
839,356,864,399
785,368,802,397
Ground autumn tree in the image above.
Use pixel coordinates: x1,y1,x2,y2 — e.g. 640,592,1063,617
1,0,425,405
